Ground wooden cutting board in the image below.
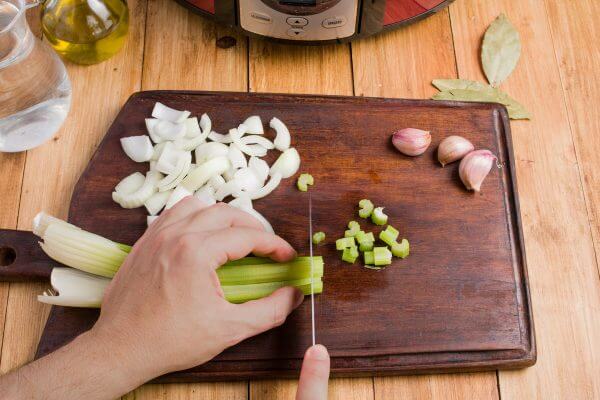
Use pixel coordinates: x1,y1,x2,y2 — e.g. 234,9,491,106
0,91,535,381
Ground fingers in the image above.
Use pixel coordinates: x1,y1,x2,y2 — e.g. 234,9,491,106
186,203,265,232
152,196,206,230
296,345,330,400
229,286,304,340
206,227,296,267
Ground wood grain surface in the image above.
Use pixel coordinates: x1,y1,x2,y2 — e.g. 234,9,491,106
0,0,598,398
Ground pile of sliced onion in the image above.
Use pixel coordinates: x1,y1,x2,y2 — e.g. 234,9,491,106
114,103,300,232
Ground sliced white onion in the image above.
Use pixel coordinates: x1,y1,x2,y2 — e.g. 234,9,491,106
240,135,274,150
154,120,186,141
194,184,217,206
214,180,243,201
242,116,264,135
228,144,247,170
182,156,230,191
144,190,172,215
270,117,291,151
120,135,153,163
173,134,206,151
145,118,163,143
230,128,268,157
185,117,201,138
208,131,233,143
155,143,184,175
151,142,167,161
208,175,226,190
157,152,192,192
234,168,263,192
112,171,162,209
147,215,159,226
200,113,211,136
195,142,229,164
249,156,269,183
165,185,193,209
270,147,300,178
152,102,191,123
114,172,145,195
228,195,253,212
37,268,109,308
223,168,236,182
247,173,282,200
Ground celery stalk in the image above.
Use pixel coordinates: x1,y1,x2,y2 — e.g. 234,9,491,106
359,241,374,252
218,258,324,285
341,246,359,264
223,278,323,304
364,251,374,265
344,221,360,237
358,199,374,219
371,207,388,226
373,246,392,266
335,237,355,250
355,231,374,244
379,225,399,247
391,239,410,259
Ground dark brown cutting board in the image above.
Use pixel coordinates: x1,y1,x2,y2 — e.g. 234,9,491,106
0,91,535,381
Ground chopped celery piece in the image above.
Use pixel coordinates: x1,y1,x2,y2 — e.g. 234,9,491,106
335,237,355,250
344,220,361,237
312,231,326,245
297,173,314,192
359,241,374,252
364,251,374,265
355,231,374,244
373,246,392,266
371,207,388,226
391,239,410,259
379,225,400,246
342,246,359,264
358,199,374,219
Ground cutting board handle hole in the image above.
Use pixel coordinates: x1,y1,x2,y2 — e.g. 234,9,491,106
0,246,16,267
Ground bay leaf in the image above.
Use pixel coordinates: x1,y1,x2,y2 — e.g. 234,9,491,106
431,87,531,120
432,78,488,92
481,14,521,87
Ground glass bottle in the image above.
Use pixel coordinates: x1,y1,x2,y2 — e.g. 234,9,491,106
0,0,71,152
41,0,128,65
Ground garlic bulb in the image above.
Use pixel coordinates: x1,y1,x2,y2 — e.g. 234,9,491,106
459,150,497,192
392,128,431,156
437,135,474,166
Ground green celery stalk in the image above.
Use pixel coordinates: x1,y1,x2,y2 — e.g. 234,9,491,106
379,225,400,247
297,173,314,192
358,199,374,219
335,237,355,250
373,246,392,266
341,246,359,264
223,278,323,304
344,221,361,237
218,257,324,285
391,239,410,259
359,241,374,252
355,231,374,244
364,251,374,265
371,207,388,226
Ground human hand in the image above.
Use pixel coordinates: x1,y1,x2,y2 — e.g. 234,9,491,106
296,344,330,400
92,197,304,381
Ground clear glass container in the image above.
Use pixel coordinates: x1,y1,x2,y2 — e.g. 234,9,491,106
0,0,71,152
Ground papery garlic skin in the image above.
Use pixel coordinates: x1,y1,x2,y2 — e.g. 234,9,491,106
459,149,497,192
392,128,432,156
438,135,475,166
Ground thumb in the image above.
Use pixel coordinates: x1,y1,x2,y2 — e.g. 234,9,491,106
296,344,330,400
232,286,304,339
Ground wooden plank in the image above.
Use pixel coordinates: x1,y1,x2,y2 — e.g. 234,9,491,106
248,38,372,400
545,1,600,275
129,0,248,398
0,0,148,376
448,0,600,399
351,8,500,399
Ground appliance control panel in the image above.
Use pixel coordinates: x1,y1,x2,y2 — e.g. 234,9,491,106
239,0,358,41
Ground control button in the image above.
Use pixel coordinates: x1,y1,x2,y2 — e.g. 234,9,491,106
249,11,272,24
286,17,309,27
286,28,306,38
322,16,347,29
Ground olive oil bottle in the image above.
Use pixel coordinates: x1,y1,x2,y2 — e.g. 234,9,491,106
41,0,128,65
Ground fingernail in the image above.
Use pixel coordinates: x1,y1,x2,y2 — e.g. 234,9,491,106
293,289,304,308
307,344,329,361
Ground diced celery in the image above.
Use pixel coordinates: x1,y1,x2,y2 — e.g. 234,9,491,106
344,220,361,237
297,173,314,192
371,207,388,226
358,199,374,218
379,225,400,247
359,241,374,252
312,231,326,245
364,251,374,265
373,246,392,266
391,239,410,259
335,237,355,250
342,246,359,264
355,231,374,244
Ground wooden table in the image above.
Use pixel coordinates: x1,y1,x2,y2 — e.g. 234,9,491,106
1,0,599,398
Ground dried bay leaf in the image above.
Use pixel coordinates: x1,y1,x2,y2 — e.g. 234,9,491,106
481,14,521,87
432,79,488,92
432,87,531,120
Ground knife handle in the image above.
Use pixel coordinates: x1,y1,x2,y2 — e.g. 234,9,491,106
0,229,55,282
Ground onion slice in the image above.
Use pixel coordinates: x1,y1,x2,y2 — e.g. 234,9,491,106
235,168,263,192
248,156,269,183
228,144,248,170
270,148,300,178
208,131,233,143
165,185,193,209
194,184,217,206
120,135,153,162
154,120,186,141
114,172,145,195
270,117,291,151
157,152,192,192
195,142,229,164
185,117,201,138
145,118,163,143
152,102,191,123
144,190,172,215
215,180,243,201
209,175,226,190
242,116,264,135
240,135,274,150
247,173,282,200
112,171,162,208
230,128,268,157
182,156,230,191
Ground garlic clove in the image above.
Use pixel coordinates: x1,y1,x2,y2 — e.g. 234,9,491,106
459,149,497,192
437,135,475,166
392,128,431,156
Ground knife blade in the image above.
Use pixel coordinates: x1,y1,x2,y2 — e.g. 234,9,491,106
308,193,316,346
